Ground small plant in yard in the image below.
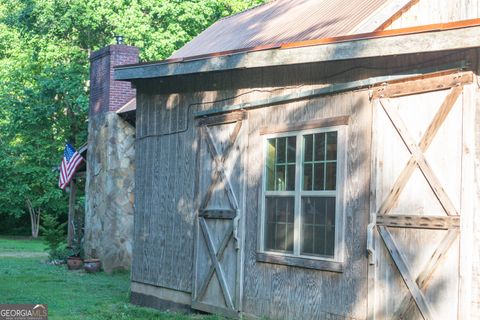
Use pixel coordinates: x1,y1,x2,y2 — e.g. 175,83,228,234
40,213,68,263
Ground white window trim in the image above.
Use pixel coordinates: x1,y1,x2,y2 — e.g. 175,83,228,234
259,125,347,265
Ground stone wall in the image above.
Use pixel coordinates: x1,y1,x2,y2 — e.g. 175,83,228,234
84,44,138,273
84,112,135,272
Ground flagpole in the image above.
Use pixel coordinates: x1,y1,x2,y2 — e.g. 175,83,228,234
67,179,77,247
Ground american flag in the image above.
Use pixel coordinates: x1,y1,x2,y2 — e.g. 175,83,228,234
58,144,84,190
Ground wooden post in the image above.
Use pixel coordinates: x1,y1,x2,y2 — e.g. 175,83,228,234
67,179,77,247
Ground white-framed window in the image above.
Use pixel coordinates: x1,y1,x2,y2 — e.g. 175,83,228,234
259,125,347,265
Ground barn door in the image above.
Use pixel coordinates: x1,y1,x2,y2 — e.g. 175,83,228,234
192,111,247,318
369,72,473,320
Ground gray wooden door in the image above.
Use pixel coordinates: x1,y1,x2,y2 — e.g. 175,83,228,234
369,73,474,320
192,111,247,317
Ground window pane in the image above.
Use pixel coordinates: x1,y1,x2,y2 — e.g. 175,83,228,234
303,163,313,190
314,133,326,161
326,131,337,160
286,224,294,252
286,164,296,191
265,197,294,254
267,195,277,222
276,138,286,163
314,226,326,255
276,224,287,251
287,136,296,163
325,162,336,190
266,137,296,191
303,197,315,224
326,197,336,226
266,223,276,250
275,165,286,191
304,134,313,162
301,197,336,257
303,225,314,254
313,163,325,190
325,226,335,256
266,139,276,190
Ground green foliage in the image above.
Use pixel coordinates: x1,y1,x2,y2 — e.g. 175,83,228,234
0,0,265,230
40,214,67,261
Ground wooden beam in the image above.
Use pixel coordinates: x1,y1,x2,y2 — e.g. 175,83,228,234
197,111,246,126
371,71,472,99
193,65,466,117
376,214,460,230
256,252,344,273
115,25,480,80
259,116,350,135
199,209,236,219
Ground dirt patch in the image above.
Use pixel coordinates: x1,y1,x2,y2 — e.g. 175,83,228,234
0,252,48,258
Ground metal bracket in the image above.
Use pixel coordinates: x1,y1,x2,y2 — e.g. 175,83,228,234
233,210,240,250
367,213,376,265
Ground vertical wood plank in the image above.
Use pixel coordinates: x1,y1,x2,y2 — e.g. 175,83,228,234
458,84,475,320
378,226,436,320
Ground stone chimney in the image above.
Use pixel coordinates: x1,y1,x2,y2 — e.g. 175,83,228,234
84,44,138,272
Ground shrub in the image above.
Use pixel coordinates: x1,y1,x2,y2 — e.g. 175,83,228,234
40,214,67,262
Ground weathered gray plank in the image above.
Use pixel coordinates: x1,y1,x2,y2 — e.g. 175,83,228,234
259,115,350,135
378,226,437,320
392,228,459,320
376,214,460,230
115,25,480,80
256,253,344,272
199,218,235,310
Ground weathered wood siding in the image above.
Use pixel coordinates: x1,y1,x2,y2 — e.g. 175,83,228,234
473,56,480,319
242,90,371,319
382,0,480,30
133,91,198,292
131,48,479,318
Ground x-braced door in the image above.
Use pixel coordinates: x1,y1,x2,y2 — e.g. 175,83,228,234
369,72,474,320
192,111,248,318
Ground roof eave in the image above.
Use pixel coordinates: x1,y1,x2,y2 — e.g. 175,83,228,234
114,19,480,81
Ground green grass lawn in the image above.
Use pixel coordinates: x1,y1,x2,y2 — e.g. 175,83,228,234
0,237,225,320
0,236,47,252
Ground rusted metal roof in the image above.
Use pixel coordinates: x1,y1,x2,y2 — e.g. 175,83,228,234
171,0,391,59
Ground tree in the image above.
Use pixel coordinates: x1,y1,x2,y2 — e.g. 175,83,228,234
0,0,266,236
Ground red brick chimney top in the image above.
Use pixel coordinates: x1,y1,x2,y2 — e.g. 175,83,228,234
89,45,139,115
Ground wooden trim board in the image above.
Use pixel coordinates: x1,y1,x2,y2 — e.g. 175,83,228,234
115,25,480,80
196,110,247,126
259,115,350,135
256,252,344,273
371,71,473,99
376,214,460,229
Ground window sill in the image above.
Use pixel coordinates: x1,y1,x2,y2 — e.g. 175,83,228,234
256,252,344,273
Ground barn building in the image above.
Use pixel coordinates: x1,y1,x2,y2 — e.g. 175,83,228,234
108,0,480,318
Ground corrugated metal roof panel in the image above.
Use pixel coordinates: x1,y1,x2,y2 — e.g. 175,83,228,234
171,0,391,59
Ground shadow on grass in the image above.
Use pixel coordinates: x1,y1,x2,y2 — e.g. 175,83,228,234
0,238,225,320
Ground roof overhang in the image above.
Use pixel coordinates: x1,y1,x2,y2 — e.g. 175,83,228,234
115,19,480,81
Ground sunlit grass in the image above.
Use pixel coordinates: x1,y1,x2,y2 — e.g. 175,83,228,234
0,237,226,320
